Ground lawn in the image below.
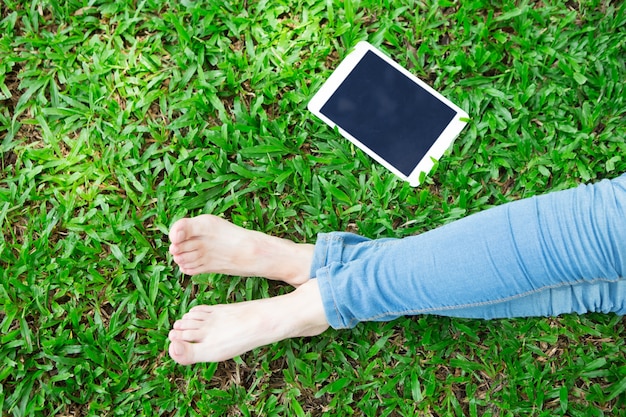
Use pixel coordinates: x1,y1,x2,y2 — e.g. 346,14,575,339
1,0,625,415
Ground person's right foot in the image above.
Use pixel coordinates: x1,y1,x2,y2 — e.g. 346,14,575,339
168,279,330,364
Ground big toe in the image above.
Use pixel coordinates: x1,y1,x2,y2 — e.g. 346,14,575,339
168,219,190,245
168,340,196,365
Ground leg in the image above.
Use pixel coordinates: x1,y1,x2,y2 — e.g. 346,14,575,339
314,175,626,328
167,175,626,363
169,214,314,286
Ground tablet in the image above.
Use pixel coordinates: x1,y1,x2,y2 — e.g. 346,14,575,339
308,41,469,186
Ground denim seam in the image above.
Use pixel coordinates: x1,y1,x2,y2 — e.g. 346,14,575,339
322,234,401,249
345,276,626,328
341,240,399,249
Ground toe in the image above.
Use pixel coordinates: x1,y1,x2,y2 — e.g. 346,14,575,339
189,305,215,313
169,328,182,340
178,266,199,276
168,219,190,245
172,320,197,331
169,328,205,342
173,253,205,275
174,239,204,255
168,340,196,365
179,310,211,323
173,251,199,266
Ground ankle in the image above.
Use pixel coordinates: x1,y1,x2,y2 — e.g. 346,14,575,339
254,237,314,286
286,280,330,338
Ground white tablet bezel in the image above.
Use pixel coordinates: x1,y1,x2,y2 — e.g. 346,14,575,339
308,41,469,187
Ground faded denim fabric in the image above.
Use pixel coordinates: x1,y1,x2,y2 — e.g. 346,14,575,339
312,174,626,329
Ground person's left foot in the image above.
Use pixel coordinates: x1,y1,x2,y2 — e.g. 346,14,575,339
168,279,329,364
168,214,314,286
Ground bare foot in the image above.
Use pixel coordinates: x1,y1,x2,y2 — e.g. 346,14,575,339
167,279,329,364
169,215,314,286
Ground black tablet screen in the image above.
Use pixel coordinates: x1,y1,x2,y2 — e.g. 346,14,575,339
320,51,456,176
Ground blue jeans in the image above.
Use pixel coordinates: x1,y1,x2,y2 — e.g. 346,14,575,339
311,174,626,329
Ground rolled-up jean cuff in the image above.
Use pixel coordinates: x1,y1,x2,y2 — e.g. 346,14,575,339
310,233,352,329
309,233,333,278
315,267,350,329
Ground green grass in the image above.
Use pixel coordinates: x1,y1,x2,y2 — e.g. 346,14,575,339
1,0,625,415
